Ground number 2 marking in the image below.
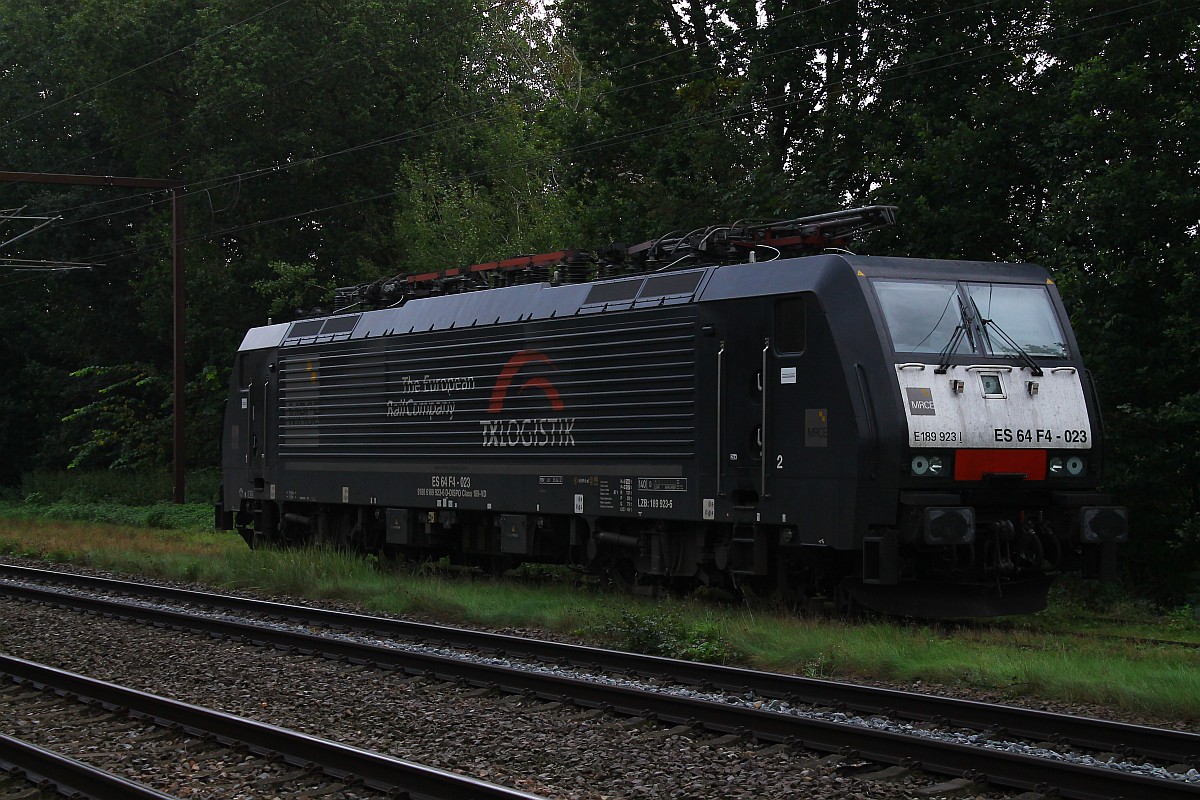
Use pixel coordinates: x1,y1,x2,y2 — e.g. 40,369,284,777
777,455,784,469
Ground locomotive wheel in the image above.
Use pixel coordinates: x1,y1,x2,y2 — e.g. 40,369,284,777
1036,528,1063,569
1013,531,1045,570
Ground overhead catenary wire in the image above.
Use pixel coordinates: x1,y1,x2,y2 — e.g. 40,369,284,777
0,259,95,271
0,213,62,250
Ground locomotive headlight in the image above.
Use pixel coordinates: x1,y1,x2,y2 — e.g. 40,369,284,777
911,454,946,477
1050,454,1085,477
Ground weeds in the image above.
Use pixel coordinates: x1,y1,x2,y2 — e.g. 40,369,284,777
800,652,837,679
1165,605,1199,632
586,609,745,665
503,562,578,584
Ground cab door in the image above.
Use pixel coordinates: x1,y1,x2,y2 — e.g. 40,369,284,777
220,354,268,497
246,381,264,485
763,294,815,493
714,300,770,507
763,292,853,549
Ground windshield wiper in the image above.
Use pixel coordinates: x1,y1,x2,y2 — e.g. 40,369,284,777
935,297,974,374
971,298,1044,376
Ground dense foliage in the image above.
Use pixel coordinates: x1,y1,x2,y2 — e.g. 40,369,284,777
0,0,1196,600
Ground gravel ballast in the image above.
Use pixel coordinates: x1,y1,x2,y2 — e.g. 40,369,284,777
2,557,1196,799
0,594,1017,799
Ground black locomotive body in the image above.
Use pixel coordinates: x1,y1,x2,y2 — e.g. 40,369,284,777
218,233,1126,616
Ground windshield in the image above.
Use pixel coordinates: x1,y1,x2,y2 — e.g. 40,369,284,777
873,278,1069,358
873,279,966,354
965,283,1068,358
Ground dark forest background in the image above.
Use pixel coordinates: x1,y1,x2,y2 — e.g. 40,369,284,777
0,0,1196,601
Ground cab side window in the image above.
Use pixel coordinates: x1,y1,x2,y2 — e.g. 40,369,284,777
775,296,805,353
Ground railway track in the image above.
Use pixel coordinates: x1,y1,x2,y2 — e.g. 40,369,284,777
2,563,1198,800
0,652,545,800
0,730,177,800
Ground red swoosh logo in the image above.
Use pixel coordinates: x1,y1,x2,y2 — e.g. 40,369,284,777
488,350,564,413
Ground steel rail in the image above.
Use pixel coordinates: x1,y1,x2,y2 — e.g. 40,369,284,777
2,575,1198,800
0,732,180,800
0,654,545,800
2,563,1197,766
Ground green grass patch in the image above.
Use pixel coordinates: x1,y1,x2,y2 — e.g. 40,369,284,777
1,510,1198,721
0,516,241,567
0,500,214,532
0,468,219,533
1016,576,1200,645
729,614,1200,717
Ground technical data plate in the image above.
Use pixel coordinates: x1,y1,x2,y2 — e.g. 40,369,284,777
895,364,1092,449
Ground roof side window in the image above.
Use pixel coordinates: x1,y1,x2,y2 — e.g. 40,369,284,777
584,277,643,305
288,320,323,338
639,270,703,299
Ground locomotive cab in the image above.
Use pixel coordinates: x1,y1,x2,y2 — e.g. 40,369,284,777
844,260,1127,615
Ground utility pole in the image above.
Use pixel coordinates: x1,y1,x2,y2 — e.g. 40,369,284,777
0,171,188,503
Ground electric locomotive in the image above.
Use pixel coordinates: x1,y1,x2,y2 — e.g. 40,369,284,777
216,207,1126,617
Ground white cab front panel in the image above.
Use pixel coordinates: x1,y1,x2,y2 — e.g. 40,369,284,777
895,364,1092,449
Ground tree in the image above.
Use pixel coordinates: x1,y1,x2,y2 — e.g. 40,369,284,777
553,0,751,240
1036,0,1200,601
0,0,508,477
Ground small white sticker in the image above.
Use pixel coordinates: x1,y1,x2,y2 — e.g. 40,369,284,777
703,499,715,520
781,366,797,384
341,486,349,503
574,494,584,514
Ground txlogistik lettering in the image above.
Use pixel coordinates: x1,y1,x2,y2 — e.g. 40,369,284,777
480,418,576,447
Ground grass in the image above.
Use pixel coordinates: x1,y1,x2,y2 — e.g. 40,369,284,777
0,481,1197,721
0,499,215,532
0,515,243,568
735,615,1200,713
